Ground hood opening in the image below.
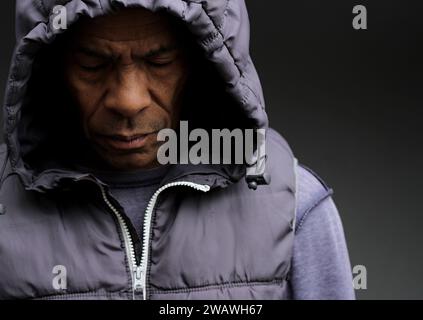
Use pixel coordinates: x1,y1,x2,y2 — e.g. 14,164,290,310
17,10,255,184
6,1,270,191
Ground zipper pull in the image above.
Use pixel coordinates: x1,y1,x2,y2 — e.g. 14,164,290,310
134,266,143,292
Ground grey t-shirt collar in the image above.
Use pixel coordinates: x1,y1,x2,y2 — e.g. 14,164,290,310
76,163,172,188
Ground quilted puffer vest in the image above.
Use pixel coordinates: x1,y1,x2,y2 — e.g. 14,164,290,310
0,0,297,299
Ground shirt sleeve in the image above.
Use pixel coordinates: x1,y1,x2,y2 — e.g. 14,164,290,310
289,165,356,300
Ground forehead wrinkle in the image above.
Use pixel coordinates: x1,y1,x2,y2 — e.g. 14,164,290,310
95,36,169,52
71,10,183,64
76,36,178,65
77,10,173,42
83,26,173,43
74,21,177,61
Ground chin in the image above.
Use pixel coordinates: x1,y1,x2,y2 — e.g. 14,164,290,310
104,154,159,171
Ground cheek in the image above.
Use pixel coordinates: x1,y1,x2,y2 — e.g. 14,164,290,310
154,63,189,110
172,62,189,94
65,69,104,126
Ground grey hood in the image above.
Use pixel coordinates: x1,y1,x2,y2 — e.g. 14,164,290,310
3,0,270,192
0,1,300,301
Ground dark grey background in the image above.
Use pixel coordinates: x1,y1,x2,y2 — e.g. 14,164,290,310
1,0,422,299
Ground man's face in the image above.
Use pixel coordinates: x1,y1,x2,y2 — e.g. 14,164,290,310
65,8,189,170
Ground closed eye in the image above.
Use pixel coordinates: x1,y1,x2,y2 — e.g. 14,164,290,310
80,62,109,72
147,60,174,68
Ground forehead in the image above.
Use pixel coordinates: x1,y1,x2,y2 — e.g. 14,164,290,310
73,8,177,43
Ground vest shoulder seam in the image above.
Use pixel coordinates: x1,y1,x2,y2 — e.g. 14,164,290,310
295,188,334,234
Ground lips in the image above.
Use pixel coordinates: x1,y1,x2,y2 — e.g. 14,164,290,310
97,132,157,151
110,134,148,142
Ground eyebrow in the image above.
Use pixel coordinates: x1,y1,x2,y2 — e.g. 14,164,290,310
143,45,178,58
75,44,179,60
75,46,111,60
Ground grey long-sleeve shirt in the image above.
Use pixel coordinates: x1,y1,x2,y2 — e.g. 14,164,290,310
289,165,355,300
96,164,356,300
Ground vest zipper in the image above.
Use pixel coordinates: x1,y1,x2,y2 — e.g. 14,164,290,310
100,181,211,300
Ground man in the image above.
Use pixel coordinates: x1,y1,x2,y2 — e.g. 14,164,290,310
0,0,355,300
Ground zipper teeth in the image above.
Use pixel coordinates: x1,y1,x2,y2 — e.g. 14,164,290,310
100,181,211,300
100,186,137,276
140,181,210,300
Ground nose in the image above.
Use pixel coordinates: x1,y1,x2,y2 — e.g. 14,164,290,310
103,66,152,118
